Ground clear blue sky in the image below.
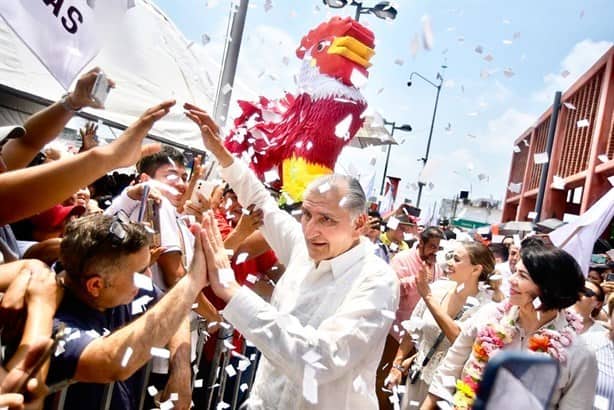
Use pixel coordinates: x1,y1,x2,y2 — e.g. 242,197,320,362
155,0,613,209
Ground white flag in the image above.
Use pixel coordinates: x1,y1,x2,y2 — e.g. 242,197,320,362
0,1,132,89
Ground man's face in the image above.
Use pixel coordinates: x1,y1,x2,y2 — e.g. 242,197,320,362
93,246,150,309
588,269,604,285
152,164,188,206
223,191,242,222
508,245,520,272
419,237,441,265
301,184,363,263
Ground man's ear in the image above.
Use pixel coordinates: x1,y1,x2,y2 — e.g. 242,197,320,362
354,213,368,233
85,275,104,298
138,173,151,183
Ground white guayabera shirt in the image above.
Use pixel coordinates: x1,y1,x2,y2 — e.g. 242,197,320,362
221,159,400,410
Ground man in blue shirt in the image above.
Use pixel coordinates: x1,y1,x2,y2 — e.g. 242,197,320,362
47,213,209,409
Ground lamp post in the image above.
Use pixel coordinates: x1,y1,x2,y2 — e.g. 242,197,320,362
408,71,443,208
322,0,398,21
380,120,412,195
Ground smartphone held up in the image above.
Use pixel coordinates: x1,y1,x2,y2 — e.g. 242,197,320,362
90,71,111,107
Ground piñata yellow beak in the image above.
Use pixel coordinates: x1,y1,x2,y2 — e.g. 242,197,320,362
327,36,375,68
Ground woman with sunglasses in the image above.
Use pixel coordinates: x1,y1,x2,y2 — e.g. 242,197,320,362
422,245,597,410
573,281,607,335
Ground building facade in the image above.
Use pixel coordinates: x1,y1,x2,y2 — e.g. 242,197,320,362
502,46,614,222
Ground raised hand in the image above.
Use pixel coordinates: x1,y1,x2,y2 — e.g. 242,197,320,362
234,205,264,237
416,262,433,300
67,67,116,110
183,103,234,167
98,100,175,169
79,122,99,153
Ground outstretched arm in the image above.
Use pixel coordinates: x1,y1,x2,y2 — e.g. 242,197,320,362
0,100,175,225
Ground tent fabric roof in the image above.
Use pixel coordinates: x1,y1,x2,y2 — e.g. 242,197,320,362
0,0,232,148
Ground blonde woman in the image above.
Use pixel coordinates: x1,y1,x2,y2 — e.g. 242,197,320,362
385,242,503,407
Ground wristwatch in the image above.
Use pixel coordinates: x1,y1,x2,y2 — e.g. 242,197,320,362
60,93,82,112
392,363,405,372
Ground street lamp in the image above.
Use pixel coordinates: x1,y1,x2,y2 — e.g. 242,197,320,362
408,71,443,208
322,0,398,21
380,120,412,195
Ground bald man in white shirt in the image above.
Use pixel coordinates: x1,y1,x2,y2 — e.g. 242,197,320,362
185,103,400,410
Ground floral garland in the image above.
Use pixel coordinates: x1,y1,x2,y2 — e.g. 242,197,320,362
452,302,583,410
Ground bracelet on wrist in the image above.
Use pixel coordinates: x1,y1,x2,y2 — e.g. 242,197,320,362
60,93,82,112
392,364,405,372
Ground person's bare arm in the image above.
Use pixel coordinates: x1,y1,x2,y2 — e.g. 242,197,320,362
156,251,186,289
416,266,461,343
1,68,112,171
21,238,62,266
385,335,416,388
0,100,175,225
73,224,208,383
159,316,191,410
223,206,263,253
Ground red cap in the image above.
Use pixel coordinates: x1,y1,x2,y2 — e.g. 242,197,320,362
31,204,86,230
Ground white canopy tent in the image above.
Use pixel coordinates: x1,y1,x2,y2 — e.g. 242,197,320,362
0,0,257,149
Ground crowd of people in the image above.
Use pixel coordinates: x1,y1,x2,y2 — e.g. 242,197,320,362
0,67,612,410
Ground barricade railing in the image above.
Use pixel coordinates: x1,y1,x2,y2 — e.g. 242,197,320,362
46,318,260,410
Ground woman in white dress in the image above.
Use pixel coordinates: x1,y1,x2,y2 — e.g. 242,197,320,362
384,242,504,408
422,245,598,410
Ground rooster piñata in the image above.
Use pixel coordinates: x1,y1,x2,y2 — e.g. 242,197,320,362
225,16,375,204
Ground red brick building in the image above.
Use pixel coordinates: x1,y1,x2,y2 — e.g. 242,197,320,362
502,46,614,222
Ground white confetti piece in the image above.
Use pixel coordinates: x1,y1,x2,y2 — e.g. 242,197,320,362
577,119,590,128
456,283,465,293
381,309,396,320
238,359,251,371
387,216,400,230
55,341,66,357
484,54,494,62
147,385,158,396
503,67,515,78
303,365,318,404
421,15,434,50
393,58,404,66
474,45,483,54
221,83,232,95
503,39,513,45
246,274,259,284
67,330,81,342
219,268,235,287
194,379,203,388
160,399,174,410
594,395,609,410
489,274,503,281
235,252,249,264
609,176,614,186
335,114,353,140
409,400,420,407
532,297,542,309
563,102,576,110
513,145,521,153
467,112,478,117
389,242,399,252
318,182,331,194
263,0,272,12
534,152,549,165
264,169,279,183
223,339,236,351
302,350,322,364
443,375,457,387
508,182,522,194
598,154,609,163
216,402,230,410
150,347,170,359
133,273,154,291
131,295,154,315
338,196,348,207
561,70,570,78
528,211,537,220
409,33,420,58
350,69,368,88
219,322,232,330
241,208,251,216
225,364,237,377
353,375,368,393
201,33,211,46
240,383,249,392
170,393,179,401
523,139,529,147
403,232,415,241
121,347,133,367
552,176,566,190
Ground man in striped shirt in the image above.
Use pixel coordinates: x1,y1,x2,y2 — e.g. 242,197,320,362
584,295,614,410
